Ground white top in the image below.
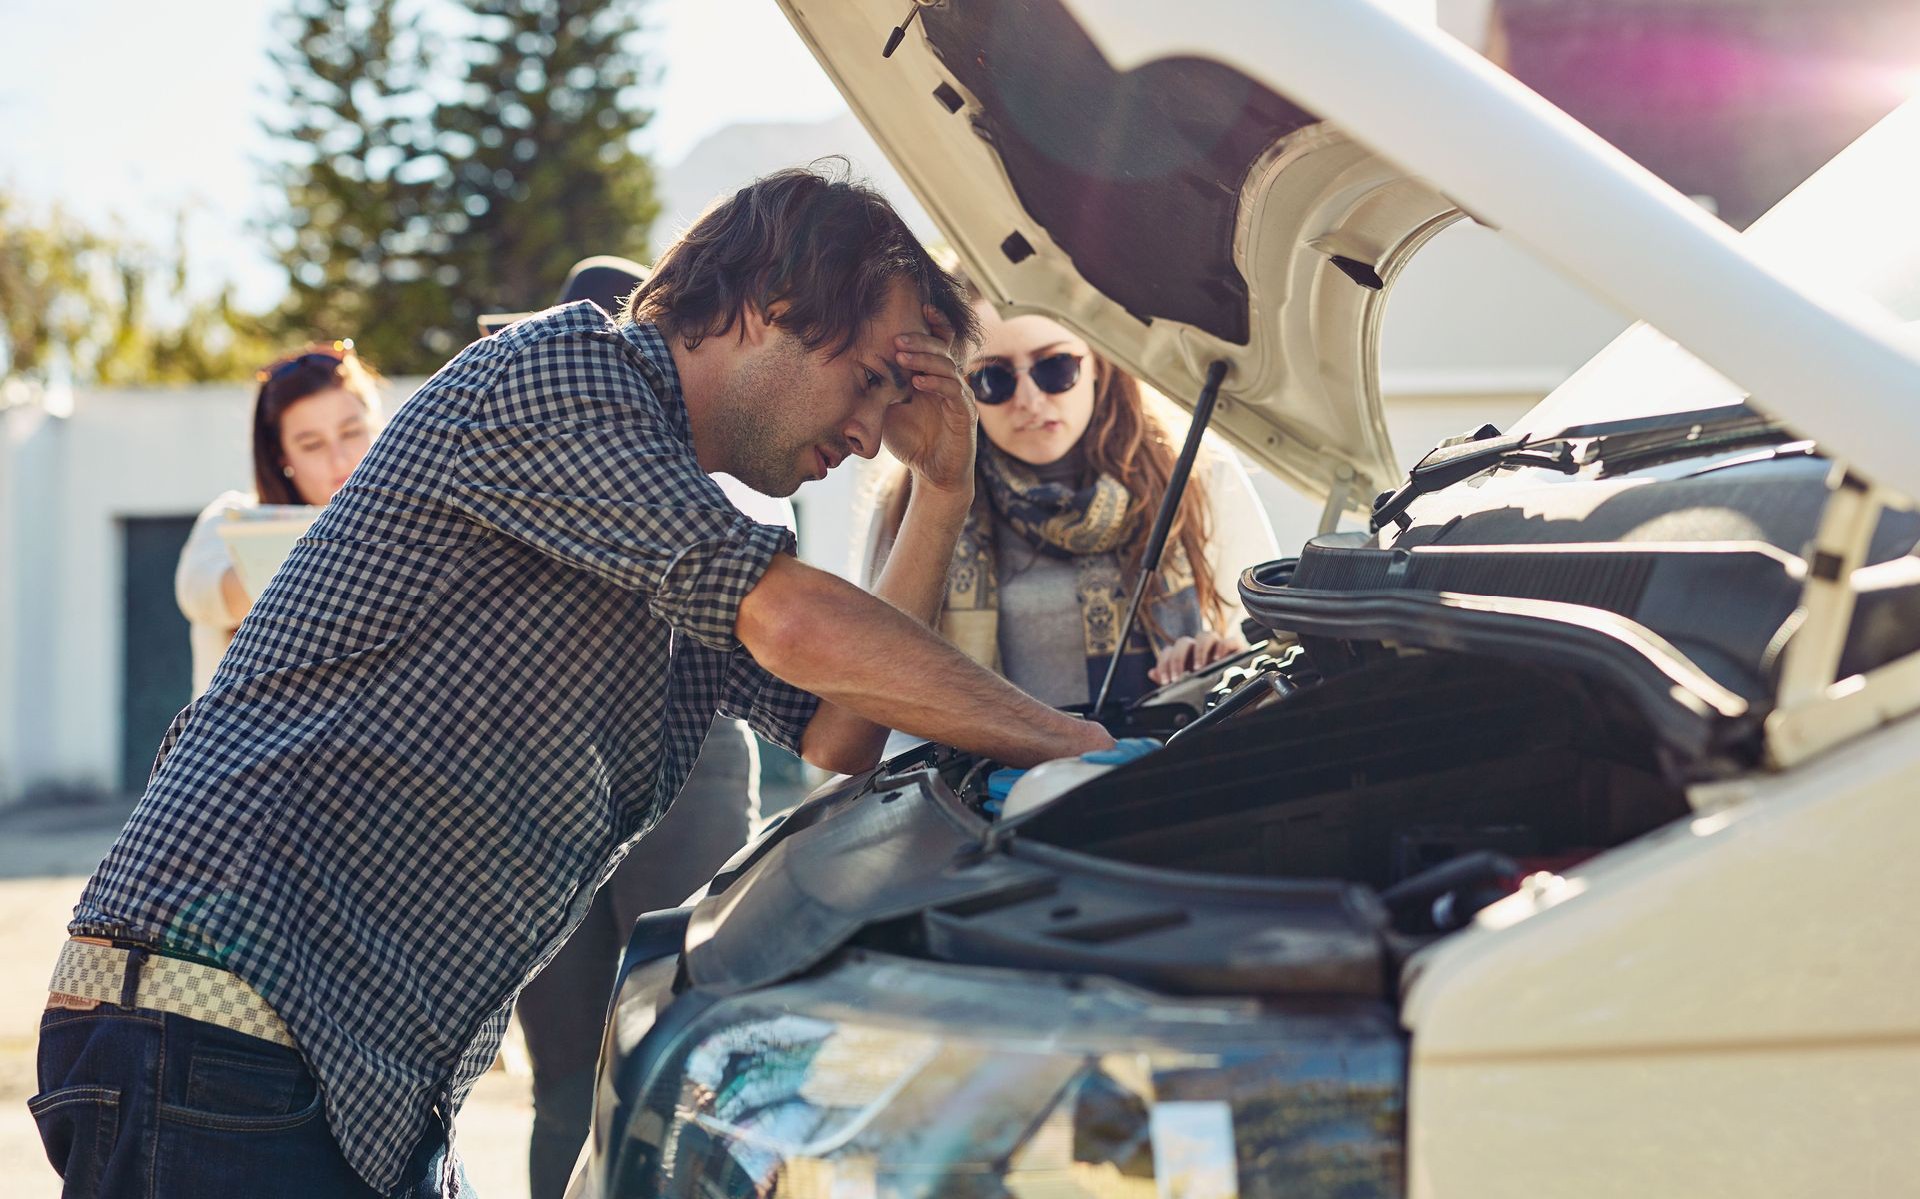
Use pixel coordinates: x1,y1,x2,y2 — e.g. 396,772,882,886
174,491,258,697
710,474,797,534
1193,449,1283,629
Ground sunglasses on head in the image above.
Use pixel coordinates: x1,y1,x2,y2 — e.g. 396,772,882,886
966,352,1083,406
259,339,354,384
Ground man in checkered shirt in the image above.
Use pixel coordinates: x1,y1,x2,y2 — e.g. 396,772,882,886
35,168,1114,1197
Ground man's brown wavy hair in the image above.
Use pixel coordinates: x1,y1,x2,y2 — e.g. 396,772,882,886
627,162,976,357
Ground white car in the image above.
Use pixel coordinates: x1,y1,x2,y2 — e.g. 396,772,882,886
571,2,1920,1196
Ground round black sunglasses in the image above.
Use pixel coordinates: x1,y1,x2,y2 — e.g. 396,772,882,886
967,352,1083,405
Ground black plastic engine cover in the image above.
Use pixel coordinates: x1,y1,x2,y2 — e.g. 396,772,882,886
684,765,1393,999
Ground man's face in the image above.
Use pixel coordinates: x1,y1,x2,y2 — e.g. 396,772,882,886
713,280,930,497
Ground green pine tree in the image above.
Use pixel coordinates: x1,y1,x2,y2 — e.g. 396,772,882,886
435,0,661,325
261,0,459,373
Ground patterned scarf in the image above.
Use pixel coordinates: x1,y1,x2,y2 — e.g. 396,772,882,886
941,442,1204,707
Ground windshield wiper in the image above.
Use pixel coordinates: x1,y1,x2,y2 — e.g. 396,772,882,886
1552,402,1772,444
1579,407,1789,477
1372,406,1792,533
1092,360,1230,715
1370,426,1576,532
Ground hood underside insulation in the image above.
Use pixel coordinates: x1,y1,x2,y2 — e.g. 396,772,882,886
923,0,1319,343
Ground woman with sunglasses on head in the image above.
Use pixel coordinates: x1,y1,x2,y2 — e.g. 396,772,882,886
174,342,383,694
863,293,1277,710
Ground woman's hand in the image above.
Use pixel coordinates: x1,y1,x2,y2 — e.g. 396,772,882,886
882,304,977,496
219,566,252,625
1147,629,1245,686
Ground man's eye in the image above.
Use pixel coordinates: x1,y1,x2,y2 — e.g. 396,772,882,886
863,368,881,390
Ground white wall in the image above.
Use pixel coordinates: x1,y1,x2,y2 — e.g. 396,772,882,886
3,387,254,798
0,405,20,799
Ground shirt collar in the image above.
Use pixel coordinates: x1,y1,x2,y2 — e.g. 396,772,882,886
616,319,691,443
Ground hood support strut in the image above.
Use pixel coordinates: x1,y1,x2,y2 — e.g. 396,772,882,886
1093,359,1231,714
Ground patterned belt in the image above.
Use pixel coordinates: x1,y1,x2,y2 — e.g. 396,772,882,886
48,937,295,1049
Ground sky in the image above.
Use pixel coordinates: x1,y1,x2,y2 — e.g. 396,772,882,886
0,0,851,309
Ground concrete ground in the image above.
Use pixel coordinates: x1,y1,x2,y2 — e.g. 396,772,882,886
0,797,534,1198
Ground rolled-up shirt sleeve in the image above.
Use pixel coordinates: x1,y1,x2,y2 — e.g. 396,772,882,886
720,647,821,757
446,333,794,652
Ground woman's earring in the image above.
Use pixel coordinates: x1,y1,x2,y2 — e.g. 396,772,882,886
283,466,295,478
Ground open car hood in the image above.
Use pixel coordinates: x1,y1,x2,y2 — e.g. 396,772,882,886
778,0,1458,507
779,0,1920,507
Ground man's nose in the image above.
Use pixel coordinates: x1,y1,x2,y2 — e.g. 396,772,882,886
847,400,889,460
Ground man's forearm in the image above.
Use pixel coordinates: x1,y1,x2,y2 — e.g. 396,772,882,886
791,480,973,771
743,554,1111,772
873,479,972,626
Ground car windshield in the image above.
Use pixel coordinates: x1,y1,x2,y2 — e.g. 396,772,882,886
1514,94,1920,436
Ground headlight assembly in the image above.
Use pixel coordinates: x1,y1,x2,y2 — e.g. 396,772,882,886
593,950,1404,1199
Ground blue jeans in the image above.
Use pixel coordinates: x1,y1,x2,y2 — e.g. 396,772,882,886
32,1005,471,1198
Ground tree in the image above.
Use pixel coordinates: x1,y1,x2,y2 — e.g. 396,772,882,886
0,193,99,386
260,0,662,373
0,193,276,389
261,0,458,373
434,0,661,325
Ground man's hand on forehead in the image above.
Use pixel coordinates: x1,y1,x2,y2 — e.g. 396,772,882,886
853,295,934,399
881,303,978,494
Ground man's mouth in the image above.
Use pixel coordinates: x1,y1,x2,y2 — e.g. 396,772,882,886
813,447,835,479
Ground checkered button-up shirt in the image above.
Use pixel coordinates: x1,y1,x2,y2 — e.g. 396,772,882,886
72,305,820,1192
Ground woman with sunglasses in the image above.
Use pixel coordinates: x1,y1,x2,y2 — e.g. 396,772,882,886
174,342,384,694
863,296,1276,709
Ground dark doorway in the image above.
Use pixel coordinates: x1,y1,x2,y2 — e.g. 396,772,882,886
120,516,197,793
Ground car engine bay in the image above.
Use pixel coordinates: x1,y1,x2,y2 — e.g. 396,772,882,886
900,636,1689,949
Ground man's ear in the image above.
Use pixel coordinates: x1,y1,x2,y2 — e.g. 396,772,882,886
738,301,788,347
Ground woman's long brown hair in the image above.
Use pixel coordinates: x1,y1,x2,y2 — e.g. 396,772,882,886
1083,357,1226,638
881,350,1227,642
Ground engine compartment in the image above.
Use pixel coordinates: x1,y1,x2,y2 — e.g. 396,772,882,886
686,637,1698,1002
875,646,1695,949
710,641,1694,1006
1019,652,1687,891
